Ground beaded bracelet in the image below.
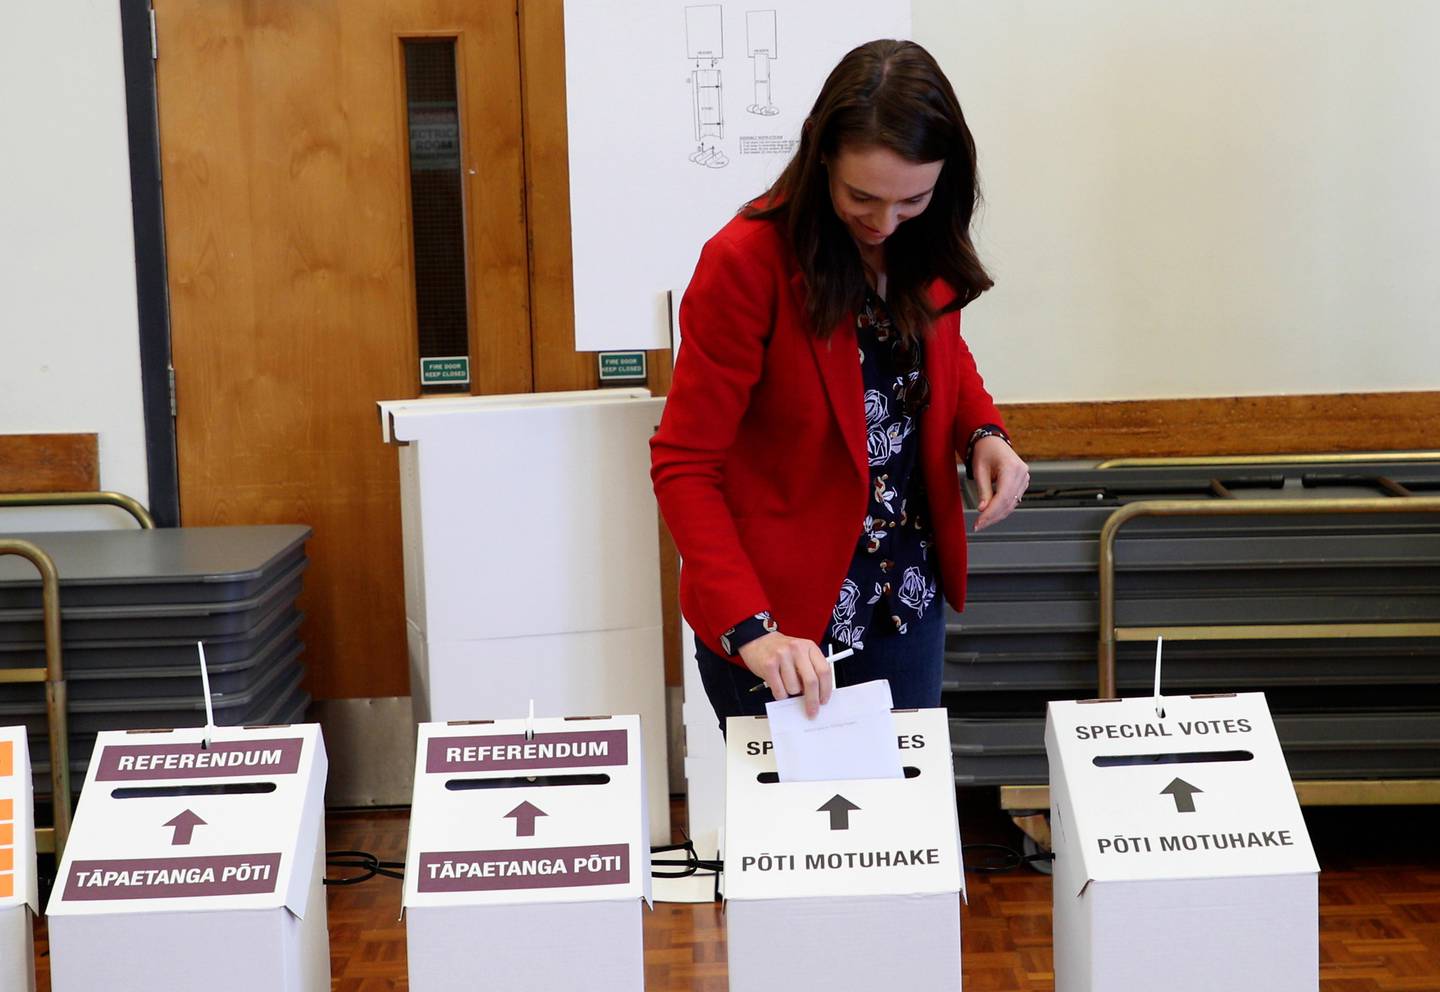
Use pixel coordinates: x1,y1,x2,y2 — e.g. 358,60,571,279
965,424,1012,476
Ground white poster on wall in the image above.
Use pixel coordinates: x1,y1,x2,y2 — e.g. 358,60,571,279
563,0,911,352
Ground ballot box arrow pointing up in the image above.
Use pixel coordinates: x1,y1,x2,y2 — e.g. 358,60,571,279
818,795,860,831
165,808,208,845
1161,778,1203,813
504,800,548,837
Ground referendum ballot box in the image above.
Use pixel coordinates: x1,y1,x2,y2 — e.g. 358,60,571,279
404,715,651,992
47,724,330,992
1,729,36,992
1046,693,1319,992
724,709,965,992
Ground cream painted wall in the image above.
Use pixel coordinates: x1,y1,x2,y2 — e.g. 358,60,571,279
0,0,149,531
914,0,1440,402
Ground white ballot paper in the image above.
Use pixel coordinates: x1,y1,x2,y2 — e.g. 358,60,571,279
766,679,905,782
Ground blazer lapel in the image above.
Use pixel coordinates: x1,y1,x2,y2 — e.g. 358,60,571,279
793,272,868,483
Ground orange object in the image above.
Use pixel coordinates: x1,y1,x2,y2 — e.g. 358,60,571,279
0,873,13,899
0,740,12,778
0,848,12,872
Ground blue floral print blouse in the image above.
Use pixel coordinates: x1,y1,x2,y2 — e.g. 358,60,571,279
825,290,938,650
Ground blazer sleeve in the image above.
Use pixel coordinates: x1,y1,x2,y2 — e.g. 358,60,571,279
950,311,1008,455
650,233,777,643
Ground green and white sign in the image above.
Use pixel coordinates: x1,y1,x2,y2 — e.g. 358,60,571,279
421,356,470,386
598,351,647,383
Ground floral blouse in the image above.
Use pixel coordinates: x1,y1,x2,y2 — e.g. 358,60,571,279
826,290,938,650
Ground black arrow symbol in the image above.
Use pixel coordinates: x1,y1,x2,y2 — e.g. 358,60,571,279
504,800,547,837
1161,778,1203,814
818,795,860,831
165,809,207,845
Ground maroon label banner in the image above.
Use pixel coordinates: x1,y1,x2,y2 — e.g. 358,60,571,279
62,853,283,901
426,730,628,774
95,739,304,781
417,844,630,893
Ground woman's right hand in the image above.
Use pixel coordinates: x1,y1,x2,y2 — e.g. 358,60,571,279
737,633,834,718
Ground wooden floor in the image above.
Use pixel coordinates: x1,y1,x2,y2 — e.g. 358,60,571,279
28,796,1440,991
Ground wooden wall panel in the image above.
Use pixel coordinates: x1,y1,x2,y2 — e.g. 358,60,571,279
0,435,99,494
519,0,595,394
1000,391,1440,461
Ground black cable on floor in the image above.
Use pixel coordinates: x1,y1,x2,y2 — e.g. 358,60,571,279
325,850,405,886
962,842,1054,874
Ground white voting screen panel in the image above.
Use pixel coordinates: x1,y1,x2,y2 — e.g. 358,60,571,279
563,0,911,351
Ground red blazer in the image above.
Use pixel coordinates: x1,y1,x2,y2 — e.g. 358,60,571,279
650,212,1005,658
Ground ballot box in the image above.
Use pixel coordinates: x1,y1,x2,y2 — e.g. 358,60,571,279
47,724,330,992
378,390,670,843
0,729,36,992
404,715,651,992
724,709,965,992
1046,692,1319,992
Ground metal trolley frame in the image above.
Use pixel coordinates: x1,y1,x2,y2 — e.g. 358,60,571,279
1000,491,1440,819
0,491,156,858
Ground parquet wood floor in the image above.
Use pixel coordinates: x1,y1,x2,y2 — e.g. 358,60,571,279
27,797,1440,991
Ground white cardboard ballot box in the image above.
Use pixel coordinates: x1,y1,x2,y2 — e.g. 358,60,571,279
724,709,965,992
47,724,330,992
378,390,671,843
1046,692,1319,992
1,728,37,992
404,715,651,991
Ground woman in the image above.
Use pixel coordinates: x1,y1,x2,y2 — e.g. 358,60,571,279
651,39,1029,728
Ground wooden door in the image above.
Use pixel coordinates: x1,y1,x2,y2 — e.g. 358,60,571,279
155,0,531,698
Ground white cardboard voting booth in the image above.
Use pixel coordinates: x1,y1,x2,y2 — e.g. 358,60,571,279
0,728,36,992
47,724,330,992
404,715,651,991
378,390,671,843
1046,692,1319,992
724,709,965,992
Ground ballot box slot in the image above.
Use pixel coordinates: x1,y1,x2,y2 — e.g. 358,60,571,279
110,782,278,799
443,773,610,791
1092,749,1254,768
754,766,921,784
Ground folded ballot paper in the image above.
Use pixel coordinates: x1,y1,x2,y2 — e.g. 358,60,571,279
765,680,904,782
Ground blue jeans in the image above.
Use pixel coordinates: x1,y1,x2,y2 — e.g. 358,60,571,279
694,603,946,734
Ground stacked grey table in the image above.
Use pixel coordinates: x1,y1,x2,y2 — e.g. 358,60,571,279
944,462,1440,785
0,525,312,803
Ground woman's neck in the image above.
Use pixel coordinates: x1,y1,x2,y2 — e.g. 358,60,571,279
858,242,886,288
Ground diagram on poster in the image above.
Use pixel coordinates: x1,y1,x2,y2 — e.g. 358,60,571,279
564,0,910,351
746,11,779,116
685,5,729,168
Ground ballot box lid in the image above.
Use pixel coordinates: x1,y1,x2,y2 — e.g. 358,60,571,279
0,727,37,914
724,708,965,901
405,715,651,909
48,723,327,918
1046,692,1319,893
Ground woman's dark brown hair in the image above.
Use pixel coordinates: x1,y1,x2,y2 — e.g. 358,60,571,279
748,39,992,342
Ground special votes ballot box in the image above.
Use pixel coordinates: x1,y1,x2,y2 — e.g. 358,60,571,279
47,724,330,992
1046,693,1319,992
1,729,37,992
404,715,651,992
724,709,966,992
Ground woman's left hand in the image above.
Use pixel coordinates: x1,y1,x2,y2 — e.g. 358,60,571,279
971,436,1030,532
